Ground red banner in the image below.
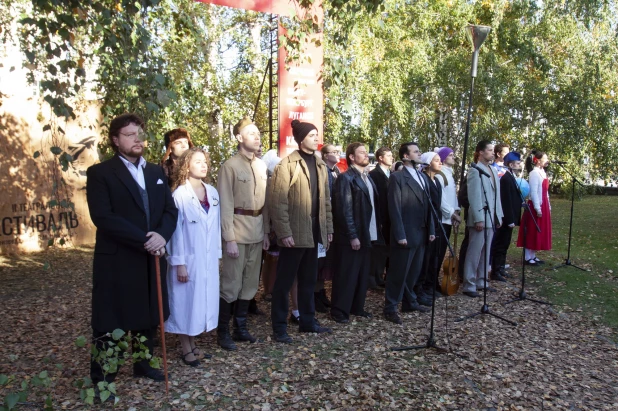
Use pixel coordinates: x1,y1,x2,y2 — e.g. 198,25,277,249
194,0,296,16
277,23,324,157
196,0,324,158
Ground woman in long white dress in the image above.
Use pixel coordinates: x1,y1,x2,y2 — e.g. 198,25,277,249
166,148,221,366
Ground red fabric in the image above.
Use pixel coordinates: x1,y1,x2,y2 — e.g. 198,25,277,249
517,178,552,250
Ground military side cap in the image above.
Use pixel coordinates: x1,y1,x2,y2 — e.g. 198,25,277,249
233,116,254,136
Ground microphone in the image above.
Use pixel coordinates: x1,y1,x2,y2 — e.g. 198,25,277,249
470,162,490,178
551,160,567,165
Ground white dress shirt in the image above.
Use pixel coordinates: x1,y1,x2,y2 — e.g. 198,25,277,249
118,155,147,190
404,165,425,190
380,164,390,178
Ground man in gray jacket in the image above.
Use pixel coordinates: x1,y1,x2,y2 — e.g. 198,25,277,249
462,140,504,297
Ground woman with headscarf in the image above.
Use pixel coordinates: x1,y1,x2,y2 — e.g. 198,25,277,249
410,151,444,305
516,150,552,265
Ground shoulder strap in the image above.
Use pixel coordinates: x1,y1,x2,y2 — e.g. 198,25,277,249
290,162,301,188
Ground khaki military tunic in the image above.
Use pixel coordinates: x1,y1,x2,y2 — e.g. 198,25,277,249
217,152,267,302
217,152,267,244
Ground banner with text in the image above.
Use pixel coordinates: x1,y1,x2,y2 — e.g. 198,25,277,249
277,23,324,157
196,0,324,158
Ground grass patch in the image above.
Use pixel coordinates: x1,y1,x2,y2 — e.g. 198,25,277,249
507,196,618,330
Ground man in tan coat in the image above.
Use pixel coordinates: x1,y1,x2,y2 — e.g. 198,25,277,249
216,117,269,350
269,120,334,343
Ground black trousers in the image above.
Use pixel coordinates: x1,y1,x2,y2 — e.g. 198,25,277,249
422,224,453,291
331,245,370,320
90,327,155,384
491,224,514,271
271,245,318,334
416,237,439,294
384,240,426,314
368,244,388,288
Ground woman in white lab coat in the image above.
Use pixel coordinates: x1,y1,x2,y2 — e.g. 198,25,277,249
166,147,221,366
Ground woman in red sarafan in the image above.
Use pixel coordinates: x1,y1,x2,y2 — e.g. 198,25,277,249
517,150,552,265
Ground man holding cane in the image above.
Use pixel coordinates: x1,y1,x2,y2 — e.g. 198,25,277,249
86,113,178,392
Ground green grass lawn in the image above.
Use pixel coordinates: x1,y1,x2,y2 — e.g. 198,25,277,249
507,195,618,331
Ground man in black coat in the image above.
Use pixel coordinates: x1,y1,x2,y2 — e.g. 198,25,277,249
330,143,384,323
384,142,435,324
368,146,393,289
86,113,178,385
491,151,523,279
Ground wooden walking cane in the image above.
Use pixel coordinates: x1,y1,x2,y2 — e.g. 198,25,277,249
154,254,169,395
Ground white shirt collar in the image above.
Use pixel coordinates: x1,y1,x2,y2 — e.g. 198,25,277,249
118,154,146,169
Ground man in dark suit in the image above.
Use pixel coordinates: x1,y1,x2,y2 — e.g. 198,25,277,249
491,151,523,280
86,113,178,387
330,143,384,323
368,146,392,289
384,142,435,324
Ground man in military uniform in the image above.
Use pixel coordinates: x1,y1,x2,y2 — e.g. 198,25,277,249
217,117,269,350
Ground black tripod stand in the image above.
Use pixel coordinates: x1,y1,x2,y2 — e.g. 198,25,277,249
456,165,517,326
551,163,586,272
391,165,455,353
505,172,550,305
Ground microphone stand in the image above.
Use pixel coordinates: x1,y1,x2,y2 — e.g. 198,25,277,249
504,170,550,305
551,163,586,272
456,165,517,326
391,162,456,354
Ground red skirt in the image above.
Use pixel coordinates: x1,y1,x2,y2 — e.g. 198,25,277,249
517,179,552,250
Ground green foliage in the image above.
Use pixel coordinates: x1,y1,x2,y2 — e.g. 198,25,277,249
320,0,618,187
0,333,157,409
3,0,616,191
7,0,275,181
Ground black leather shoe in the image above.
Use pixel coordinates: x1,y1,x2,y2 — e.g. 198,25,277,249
289,314,300,324
181,352,200,367
330,314,349,324
273,332,293,344
384,312,403,324
534,258,545,265
133,367,166,381
499,268,512,278
217,330,237,351
463,291,479,298
402,303,430,313
490,272,507,282
417,297,433,307
192,347,211,360
351,310,373,319
299,324,332,334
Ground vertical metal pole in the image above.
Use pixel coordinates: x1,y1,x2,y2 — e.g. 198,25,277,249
269,14,274,150
459,75,476,189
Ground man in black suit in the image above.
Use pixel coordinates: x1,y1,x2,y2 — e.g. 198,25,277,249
491,151,523,280
330,143,384,323
86,113,178,388
384,142,435,324
368,146,392,289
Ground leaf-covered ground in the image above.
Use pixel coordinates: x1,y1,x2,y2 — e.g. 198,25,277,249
1,246,617,410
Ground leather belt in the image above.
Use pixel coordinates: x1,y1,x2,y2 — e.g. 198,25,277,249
233,208,263,217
